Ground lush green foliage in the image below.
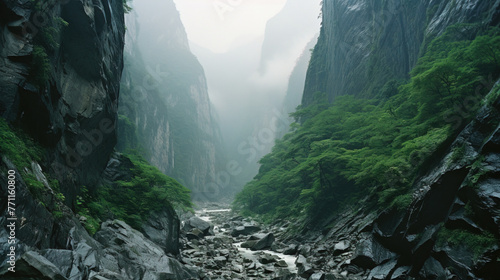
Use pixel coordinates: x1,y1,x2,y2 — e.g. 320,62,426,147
77,152,193,232
0,118,43,169
234,27,500,222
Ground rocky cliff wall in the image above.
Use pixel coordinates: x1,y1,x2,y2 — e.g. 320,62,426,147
303,0,500,105
0,0,125,203
117,1,224,202
0,1,199,278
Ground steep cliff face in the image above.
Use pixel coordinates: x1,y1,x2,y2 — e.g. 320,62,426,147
281,0,500,278
0,0,125,202
117,0,224,202
0,1,200,279
275,36,318,140
303,0,500,105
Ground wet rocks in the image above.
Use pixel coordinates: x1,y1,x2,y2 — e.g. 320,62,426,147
251,233,275,251
179,207,299,279
231,223,262,237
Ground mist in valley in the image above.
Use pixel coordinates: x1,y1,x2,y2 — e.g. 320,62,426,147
126,0,322,197
177,0,322,191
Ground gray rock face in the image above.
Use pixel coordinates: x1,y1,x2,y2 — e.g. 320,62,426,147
183,216,212,236
101,152,182,256
351,234,395,269
0,0,125,204
94,220,197,280
118,0,224,203
250,233,275,251
303,0,500,105
0,251,67,280
141,208,180,255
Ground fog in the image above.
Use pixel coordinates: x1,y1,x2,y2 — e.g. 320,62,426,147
129,0,321,191
178,0,321,157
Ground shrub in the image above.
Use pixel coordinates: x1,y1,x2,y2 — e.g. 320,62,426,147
436,228,497,259
76,152,193,232
0,118,43,168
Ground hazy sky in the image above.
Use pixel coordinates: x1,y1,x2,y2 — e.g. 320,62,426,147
173,0,287,53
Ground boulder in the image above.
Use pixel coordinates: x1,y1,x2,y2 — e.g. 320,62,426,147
250,233,275,251
184,216,212,236
309,272,325,280
418,257,446,280
259,253,278,264
333,240,350,255
351,234,396,269
141,206,180,255
231,223,261,237
368,260,397,280
95,220,198,279
283,244,298,255
296,254,314,278
390,266,410,280
241,240,258,248
0,251,66,280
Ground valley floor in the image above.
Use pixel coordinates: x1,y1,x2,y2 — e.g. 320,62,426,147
180,203,366,280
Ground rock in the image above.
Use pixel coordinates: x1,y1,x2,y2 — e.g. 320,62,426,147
264,265,276,273
283,244,298,255
184,216,212,236
474,179,500,234
296,254,307,266
299,263,315,279
333,240,350,255
299,244,312,256
141,206,180,255
251,233,275,251
186,228,204,240
241,240,258,248
214,256,227,267
273,268,295,279
419,257,446,280
296,255,314,278
275,260,288,267
40,249,73,277
390,266,410,280
260,253,278,264
351,234,396,269
474,247,500,279
231,223,261,237
309,272,325,280
95,220,198,279
232,263,244,273
0,251,66,280
368,260,397,280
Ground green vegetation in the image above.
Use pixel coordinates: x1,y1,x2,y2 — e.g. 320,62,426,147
0,118,68,220
24,173,45,198
123,0,133,14
76,152,193,233
436,228,497,259
31,0,69,50
0,118,43,169
234,26,500,222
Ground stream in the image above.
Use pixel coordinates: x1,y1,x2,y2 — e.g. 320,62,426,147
179,206,300,279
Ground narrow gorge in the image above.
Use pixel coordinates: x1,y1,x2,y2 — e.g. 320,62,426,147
1,0,500,280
